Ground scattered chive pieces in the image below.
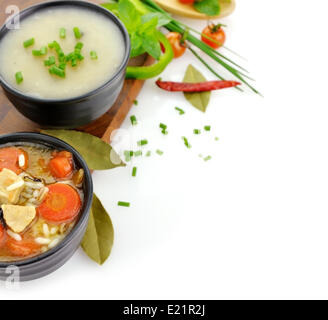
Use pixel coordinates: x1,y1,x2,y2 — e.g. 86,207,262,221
161,130,168,135
175,106,185,115
204,125,211,131
204,155,212,161
15,72,23,84
71,59,77,67
124,150,133,162
73,27,82,39
156,149,164,156
134,150,142,157
75,42,83,51
48,42,55,49
32,46,47,56
159,123,167,130
23,38,34,48
90,51,98,60
59,28,66,39
215,137,219,141
59,63,66,70
137,139,148,146
130,115,137,125
118,201,130,207
44,56,56,66
194,129,201,135
134,100,138,105
49,66,65,78
182,136,192,149
132,167,137,177
146,151,151,157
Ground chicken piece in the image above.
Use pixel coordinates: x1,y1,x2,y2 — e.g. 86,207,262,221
1,204,36,233
0,168,25,205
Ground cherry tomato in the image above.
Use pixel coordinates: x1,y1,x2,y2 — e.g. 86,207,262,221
201,24,226,49
178,0,195,4
165,32,186,59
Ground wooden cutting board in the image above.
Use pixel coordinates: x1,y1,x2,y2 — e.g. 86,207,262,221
0,0,153,143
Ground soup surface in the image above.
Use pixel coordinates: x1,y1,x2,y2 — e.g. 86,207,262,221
0,6,125,99
0,143,84,261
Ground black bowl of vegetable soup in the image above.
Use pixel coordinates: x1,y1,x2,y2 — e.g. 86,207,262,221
0,132,93,281
0,0,131,128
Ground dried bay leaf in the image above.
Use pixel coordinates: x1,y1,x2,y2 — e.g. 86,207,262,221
183,65,211,113
42,130,125,170
81,193,114,265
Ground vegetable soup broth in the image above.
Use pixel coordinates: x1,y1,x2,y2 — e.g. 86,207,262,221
0,6,125,99
0,143,84,261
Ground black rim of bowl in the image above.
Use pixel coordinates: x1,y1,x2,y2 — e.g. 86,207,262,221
0,0,131,103
0,132,93,268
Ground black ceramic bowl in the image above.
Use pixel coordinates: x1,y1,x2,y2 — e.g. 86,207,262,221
0,0,131,128
0,132,93,281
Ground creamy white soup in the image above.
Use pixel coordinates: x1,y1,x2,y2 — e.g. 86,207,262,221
0,6,125,99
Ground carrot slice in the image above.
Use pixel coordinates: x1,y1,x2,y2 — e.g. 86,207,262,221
49,155,73,179
0,223,6,248
6,238,41,257
0,147,28,174
37,183,81,224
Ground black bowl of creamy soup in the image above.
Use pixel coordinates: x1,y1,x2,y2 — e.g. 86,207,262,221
0,132,93,281
0,1,131,128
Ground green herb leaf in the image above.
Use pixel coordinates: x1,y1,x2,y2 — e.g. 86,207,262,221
194,0,221,16
41,130,125,170
81,194,114,265
141,12,172,27
183,65,211,112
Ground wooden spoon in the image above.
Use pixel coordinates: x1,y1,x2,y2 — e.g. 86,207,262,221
154,0,236,20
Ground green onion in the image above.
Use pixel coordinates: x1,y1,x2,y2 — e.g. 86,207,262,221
71,59,77,67
44,56,56,66
75,42,83,51
59,63,66,70
23,38,34,48
134,100,138,105
90,51,98,60
75,53,84,61
124,150,133,162
175,106,185,115
182,136,191,149
156,149,164,156
204,155,212,162
134,150,142,157
132,167,137,177
137,139,148,146
49,66,65,78
59,28,66,39
32,46,47,56
130,115,137,125
118,201,130,207
161,130,168,135
194,129,201,135
204,126,211,131
73,27,82,39
159,123,167,130
146,151,151,157
15,72,23,84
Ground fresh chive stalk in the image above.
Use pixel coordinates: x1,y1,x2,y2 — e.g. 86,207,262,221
137,139,148,146
175,107,185,115
23,38,34,48
204,155,212,161
194,129,201,135
130,115,137,125
118,201,130,207
32,46,47,56
146,151,151,157
49,66,65,78
73,27,82,39
15,72,23,84
59,28,66,39
134,150,142,157
156,149,164,155
134,100,138,105
44,56,56,66
90,51,98,60
204,126,211,131
182,136,191,149
132,167,137,177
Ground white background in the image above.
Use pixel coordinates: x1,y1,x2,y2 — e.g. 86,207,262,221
2,0,328,299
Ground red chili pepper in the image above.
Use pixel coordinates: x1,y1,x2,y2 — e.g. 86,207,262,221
155,79,241,92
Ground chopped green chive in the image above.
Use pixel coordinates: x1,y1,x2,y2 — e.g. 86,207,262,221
118,201,130,207
32,46,47,56
75,42,83,51
204,155,212,161
137,139,148,146
23,38,34,48
44,56,56,66
49,66,65,78
59,28,66,39
156,149,164,156
204,125,211,131
73,27,82,39
15,72,23,84
130,115,137,126
159,123,167,130
59,62,66,70
90,51,98,60
146,151,151,157
175,106,185,115
161,130,168,135
124,150,133,162
182,136,192,149
194,129,201,135
133,100,138,105
134,150,142,157
71,59,77,67
132,167,137,177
